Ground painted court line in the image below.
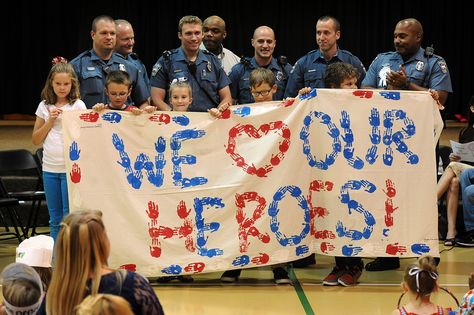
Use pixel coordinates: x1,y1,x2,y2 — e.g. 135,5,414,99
288,265,315,315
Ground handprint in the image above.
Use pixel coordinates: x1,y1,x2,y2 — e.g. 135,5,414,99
146,201,159,220
320,242,335,253
161,265,182,275
369,108,380,126
366,146,378,164
251,253,270,265
70,163,81,183
386,243,407,255
342,245,362,256
119,264,136,272
149,113,171,124
340,111,350,128
383,179,397,197
232,255,250,267
112,133,125,151
69,141,80,161
411,244,430,255
102,111,122,123
79,112,99,122
172,115,190,126
352,90,373,99
296,245,309,256
383,147,394,166
184,262,205,273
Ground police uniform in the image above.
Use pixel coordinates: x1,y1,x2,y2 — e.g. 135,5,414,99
228,57,292,104
362,48,452,92
284,48,366,98
70,49,150,109
116,52,151,92
150,47,231,112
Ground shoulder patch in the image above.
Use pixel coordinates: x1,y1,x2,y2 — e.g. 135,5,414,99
438,60,448,73
151,63,162,77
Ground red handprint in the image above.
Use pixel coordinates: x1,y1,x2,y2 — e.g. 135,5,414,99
312,206,329,218
184,262,205,273
385,199,398,215
280,98,295,107
383,179,397,198
220,108,231,119
149,113,171,124
386,243,407,255
146,201,159,220
148,226,176,239
79,112,99,122
352,90,374,99
150,238,161,258
251,253,270,265
320,242,335,253
384,214,394,227
176,200,191,219
314,230,336,239
70,163,81,183
119,264,137,272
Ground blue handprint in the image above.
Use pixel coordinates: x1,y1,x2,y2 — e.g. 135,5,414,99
380,91,400,100
411,243,430,255
233,106,251,117
161,264,182,275
340,111,350,128
296,245,309,256
232,255,250,267
117,151,131,169
112,133,125,151
299,88,317,100
342,245,363,256
102,111,122,123
127,170,143,189
366,146,378,164
383,147,394,166
369,108,380,126
173,115,190,126
69,141,80,161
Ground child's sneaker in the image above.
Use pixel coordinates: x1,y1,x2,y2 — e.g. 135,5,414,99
220,269,242,283
322,266,344,286
338,266,362,287
273,267,292,285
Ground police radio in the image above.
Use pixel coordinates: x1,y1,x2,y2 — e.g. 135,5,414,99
424,44,434,58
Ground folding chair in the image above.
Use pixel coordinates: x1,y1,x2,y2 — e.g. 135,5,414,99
0,195,23,242
0,149,46,238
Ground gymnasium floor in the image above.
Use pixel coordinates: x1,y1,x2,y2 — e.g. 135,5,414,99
0,121,472,314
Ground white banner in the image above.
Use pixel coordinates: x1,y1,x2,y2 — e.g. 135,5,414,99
63,89,441,277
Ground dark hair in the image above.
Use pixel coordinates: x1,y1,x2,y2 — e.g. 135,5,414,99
324,62,359,88
92,15,114,32
404,255,438,299
105,70,132,89
318,15,340,32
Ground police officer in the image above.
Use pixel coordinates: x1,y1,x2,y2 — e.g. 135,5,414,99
362,18,452,272
362,18,452,104
150,15,232,112
201,15,240,75
228,26,292,104
114,19,151,91
70,15,150,109
284,16,366,98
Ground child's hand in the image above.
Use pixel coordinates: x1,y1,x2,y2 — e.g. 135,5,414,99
142,105,157,114
429,89,444,110
298,87,312,96
469,272,474,290
208,108,222,118
92,103,106,112
130,107,143,115
48,106,62,122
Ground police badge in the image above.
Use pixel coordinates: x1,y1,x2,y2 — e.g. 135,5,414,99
118,64,126,72
415,61,424,71
276,71,283,81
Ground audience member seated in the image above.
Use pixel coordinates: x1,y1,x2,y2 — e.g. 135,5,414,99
457,169,474,247
37,210,164,315
75,294,133,315
391,255,451,315
15,235,54,290
0,262,45,315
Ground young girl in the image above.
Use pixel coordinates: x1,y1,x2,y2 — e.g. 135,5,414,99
169,80,228,116
92,70,154,114
39,210,164,315
32,57,86,242
392,255,451,315
1,262,45,315
75,294,133,315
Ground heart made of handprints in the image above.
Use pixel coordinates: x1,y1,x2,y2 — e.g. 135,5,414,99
226,121,291,177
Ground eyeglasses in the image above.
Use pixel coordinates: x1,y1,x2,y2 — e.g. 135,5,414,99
251,89,272,97
108,92,128,98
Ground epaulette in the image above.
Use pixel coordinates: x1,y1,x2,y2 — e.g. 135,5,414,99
76,50,92,58
240,56,252,68
129,52,139,60
162,49,177,60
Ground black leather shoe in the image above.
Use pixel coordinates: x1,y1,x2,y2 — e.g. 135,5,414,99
292,254,316,268
365,257,400,271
